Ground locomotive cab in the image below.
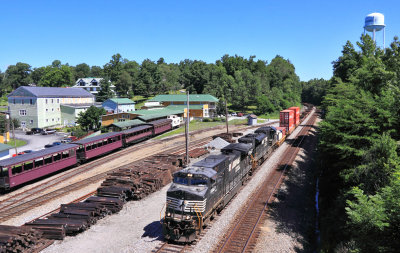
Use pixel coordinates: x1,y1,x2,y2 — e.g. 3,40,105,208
164,167,216,242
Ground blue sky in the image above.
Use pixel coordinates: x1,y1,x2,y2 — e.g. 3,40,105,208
0,0,399,81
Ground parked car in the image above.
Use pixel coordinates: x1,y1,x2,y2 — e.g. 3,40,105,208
237,112,244,117
61,138,72,143
44,144,55,148
41,129,57,135
68,136,78,141
26,128,43,135
231,112,237,116
23,150,33,154
52,142,62,146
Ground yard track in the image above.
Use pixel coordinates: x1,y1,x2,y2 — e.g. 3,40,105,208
0,121,277,223
212,110,317,253
0,136,212,223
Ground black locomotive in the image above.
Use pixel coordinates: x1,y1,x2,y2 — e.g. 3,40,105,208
162,126,278,242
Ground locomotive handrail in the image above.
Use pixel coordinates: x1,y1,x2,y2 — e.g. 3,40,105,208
193,204,203,231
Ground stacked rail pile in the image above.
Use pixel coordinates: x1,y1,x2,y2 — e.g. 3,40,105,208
98,154,184,201
0,225,43,253
25,197,123,240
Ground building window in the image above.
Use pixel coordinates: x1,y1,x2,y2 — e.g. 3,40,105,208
52,118,54,122
51,99,54,103
52,108,54,112
22,99,24,105
57,99,59,103
46,119,49,122
30,99,33,105
58,118,60,121
46,109,48,112
30,120,33,124
19,110,27,116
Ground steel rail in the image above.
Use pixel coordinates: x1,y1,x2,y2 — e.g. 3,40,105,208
215,110,317,253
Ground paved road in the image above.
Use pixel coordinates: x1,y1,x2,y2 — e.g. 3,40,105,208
8,130,69,155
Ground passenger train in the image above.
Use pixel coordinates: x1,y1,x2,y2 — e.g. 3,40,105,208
0,119,172,191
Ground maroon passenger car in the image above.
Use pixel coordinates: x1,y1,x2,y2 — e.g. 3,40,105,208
149,119,172,135
121,124,153,145
0,144,79,190
73,132,123,161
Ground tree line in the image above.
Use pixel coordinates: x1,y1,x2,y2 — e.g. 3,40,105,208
318,35,400,252
0,54,302,114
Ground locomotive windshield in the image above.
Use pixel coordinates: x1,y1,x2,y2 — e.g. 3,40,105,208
174,176,189,185
173,174,209,186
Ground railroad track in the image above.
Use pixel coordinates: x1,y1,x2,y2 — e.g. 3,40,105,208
153,242,189,253
0,137,213,223
213,110,317,253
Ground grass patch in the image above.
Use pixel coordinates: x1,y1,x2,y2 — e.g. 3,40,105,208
259,111,280,119
155,119,247,139
132,95,154,109
7,138,27,148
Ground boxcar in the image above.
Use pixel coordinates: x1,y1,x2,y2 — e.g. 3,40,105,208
122,124,153,146
149,119,172,135
73,132,123,161
0,144,79,190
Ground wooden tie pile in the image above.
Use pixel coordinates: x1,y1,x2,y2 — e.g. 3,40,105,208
0,225,43,253
188,147,209,158
212,132,242,143
25,197,123,240
98,154,184,201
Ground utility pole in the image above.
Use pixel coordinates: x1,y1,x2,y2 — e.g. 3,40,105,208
225,99,229,134
5,114,10,144
10,116,17,154
185,91,190,166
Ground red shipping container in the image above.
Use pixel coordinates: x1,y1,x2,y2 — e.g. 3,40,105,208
280,109,294,128
276,127,286,136
289,107,300,125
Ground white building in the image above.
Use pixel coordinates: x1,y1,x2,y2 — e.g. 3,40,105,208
74,78,116,96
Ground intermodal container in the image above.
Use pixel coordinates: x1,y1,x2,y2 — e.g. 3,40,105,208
289,107,300,125
276,127,286,136
280,109,294,132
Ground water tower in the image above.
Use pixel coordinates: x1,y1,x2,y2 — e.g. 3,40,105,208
364,13,385,48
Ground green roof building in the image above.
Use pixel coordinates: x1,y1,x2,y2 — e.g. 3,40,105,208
148,94,218,117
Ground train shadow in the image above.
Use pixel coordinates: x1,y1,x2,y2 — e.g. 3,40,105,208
266,124,320,252
142,220,164,241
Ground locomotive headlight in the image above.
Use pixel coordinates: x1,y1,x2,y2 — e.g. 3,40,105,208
186,215,191,220
167,212,171,217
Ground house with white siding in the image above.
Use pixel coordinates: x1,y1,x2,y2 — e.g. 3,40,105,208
74,78,116,97
102,98,135,113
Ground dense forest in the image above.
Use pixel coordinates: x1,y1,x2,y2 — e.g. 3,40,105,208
318,35,400,252
0,54,304,114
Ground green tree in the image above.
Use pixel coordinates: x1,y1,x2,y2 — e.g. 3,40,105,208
137,59,161,97
4,62,33,90
103,53,126,82
77,106,106,131
115,71,132,96
74,63,91,80
31,67,46,85
90,66,104,77
38,63,74,87
96,78,114,102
